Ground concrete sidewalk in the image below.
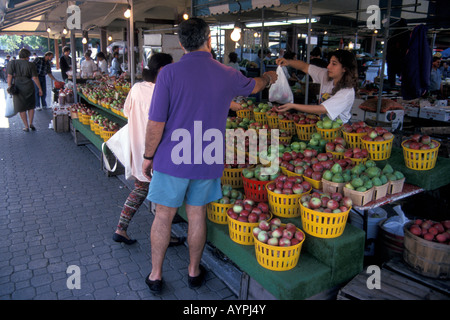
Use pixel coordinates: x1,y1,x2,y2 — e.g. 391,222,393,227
0,79,241,300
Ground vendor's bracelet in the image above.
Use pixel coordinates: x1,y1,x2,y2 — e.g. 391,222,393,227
143,154,154,160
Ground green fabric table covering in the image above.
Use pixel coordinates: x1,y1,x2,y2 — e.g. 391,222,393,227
177,205,365,300
377,147,450,191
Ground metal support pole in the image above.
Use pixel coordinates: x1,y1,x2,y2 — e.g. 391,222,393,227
130,0,135,86
375,0,391,122
70,30,78,103
305,0,313,104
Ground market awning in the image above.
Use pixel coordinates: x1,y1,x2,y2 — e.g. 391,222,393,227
193,0,311,17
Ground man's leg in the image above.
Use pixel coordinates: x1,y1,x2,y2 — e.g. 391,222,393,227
34,81,41,110
148,203,178,281
185,203,207,278
40,76,47,108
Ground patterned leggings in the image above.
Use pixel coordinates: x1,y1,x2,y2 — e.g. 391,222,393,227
117,180,150,231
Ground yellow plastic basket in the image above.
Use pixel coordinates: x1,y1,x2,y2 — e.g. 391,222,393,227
402,140,440,171
344,156,368,166
316,126,342,142
102,129,115,142
266,183,311,218
237,109,253,120
342,131,367,149
280,167,303,179
221,167,244,189
303,176,322,190
79,113,90,125
228,213,272,245
300,203,350,238
253,111,268,125
329,151,344,160
295,123,316,141
253,226,305,271
89,119,95,132
279,119,296,136
94,123,101,136
361,137,394,161
267,115,279,129
278,135,292,145
207,202,232,225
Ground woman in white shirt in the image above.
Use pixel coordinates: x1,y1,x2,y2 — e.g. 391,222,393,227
96,52,108,74
80,52,97,78
275,50,358,123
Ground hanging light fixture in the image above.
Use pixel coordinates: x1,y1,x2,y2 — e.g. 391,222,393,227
124,5,131,18
230,25,241,42
82,37,87,44
108,35,113,41
46,26,51,33
62,27,68,35
183,13,189,20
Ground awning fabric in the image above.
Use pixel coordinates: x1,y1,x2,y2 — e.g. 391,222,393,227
193,0,307,17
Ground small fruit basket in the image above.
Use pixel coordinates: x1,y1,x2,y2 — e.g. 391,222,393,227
361,137,394,161
343,186,374,207
299,192,351,239
253,111,268,125
253,221,306,271
227,201,272,245
266,114,279,129
341,131,367,149
295,123,316,141
265,178,312,218
401,137,440,171
316,126,342,142
279,119,296,136
243,176,270,202
236,109,253,120
221,167,245,189
207,202,233,225
372,182,389,201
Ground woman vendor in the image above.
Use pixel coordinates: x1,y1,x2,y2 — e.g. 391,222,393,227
275,49,358,124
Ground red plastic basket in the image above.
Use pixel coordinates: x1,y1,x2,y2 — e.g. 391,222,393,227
242,176,270,202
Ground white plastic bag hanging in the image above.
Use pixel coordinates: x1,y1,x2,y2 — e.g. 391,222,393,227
5,93,17,118
269,66,294,104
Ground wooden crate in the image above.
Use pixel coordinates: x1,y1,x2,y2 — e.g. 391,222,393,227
337,257,450,300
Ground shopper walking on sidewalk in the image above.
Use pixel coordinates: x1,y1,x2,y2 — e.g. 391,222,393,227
33,51,58,110
142,17,277,293
6,48,44,132
113,53,184,246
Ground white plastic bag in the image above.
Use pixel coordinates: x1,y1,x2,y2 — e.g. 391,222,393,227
5,93,17,118
269,66,294,104
382,205,410,236
102,124,132,180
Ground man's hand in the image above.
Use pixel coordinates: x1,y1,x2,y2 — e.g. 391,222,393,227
142,159,153,181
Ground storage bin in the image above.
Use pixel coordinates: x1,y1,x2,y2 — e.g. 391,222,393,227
402,140,440,171
300,203,350,238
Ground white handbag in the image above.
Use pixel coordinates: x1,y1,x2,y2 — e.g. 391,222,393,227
102,124,132,180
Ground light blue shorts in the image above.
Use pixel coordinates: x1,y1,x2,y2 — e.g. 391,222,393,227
147,170,222,208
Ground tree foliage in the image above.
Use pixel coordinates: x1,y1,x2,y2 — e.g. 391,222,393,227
0,35,48,54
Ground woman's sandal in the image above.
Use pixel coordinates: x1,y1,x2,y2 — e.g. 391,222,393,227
30,125,36,131
23,128,29,132
169,236,186,247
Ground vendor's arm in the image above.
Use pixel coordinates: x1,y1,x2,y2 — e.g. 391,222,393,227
276,58,309,74
142,120,165,180
251,71,278,94
277,103,327,116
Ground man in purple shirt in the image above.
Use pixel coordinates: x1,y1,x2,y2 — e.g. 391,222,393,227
142,17,277,293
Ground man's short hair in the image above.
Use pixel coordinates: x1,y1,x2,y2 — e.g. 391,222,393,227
178,18,210,52
63,46,71,53
44,51,54,57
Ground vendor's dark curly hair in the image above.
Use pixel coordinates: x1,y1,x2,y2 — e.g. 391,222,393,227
178,18,210,52
143,53,173,83
328,49,359,96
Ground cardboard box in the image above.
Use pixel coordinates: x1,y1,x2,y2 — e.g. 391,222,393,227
403,104,420,118
364,110,404,131
351,99,366,122
419,106,450,122
53,114,70,132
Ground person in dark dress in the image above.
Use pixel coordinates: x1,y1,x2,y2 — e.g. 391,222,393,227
6,48,44,132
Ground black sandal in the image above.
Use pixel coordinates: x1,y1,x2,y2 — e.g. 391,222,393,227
30,125,36,131
23,128,29,132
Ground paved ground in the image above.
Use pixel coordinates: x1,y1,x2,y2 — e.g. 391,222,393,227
0,75,241,300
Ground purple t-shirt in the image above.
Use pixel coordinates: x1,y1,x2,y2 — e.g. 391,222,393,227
149,51,255,179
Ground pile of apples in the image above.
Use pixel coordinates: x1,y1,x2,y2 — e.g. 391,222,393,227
343,147,369,159
300,191,353,213
341,121,372,134
295,114,320,125
325,137,347,153
402,134,439,150
253,219,305,247
361,127,394,142
266,174,311,195
409,219,450,244
227,199,270,223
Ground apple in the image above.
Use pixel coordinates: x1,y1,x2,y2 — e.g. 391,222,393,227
258,231,269,243
259,220,270,231
294,230,304,241
247,212,259,223
253,227,262,237
272,228,283,238
341,196,353,208
327,199,339,210
267,237,279,246
309,197,322,209
270,217,282,227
